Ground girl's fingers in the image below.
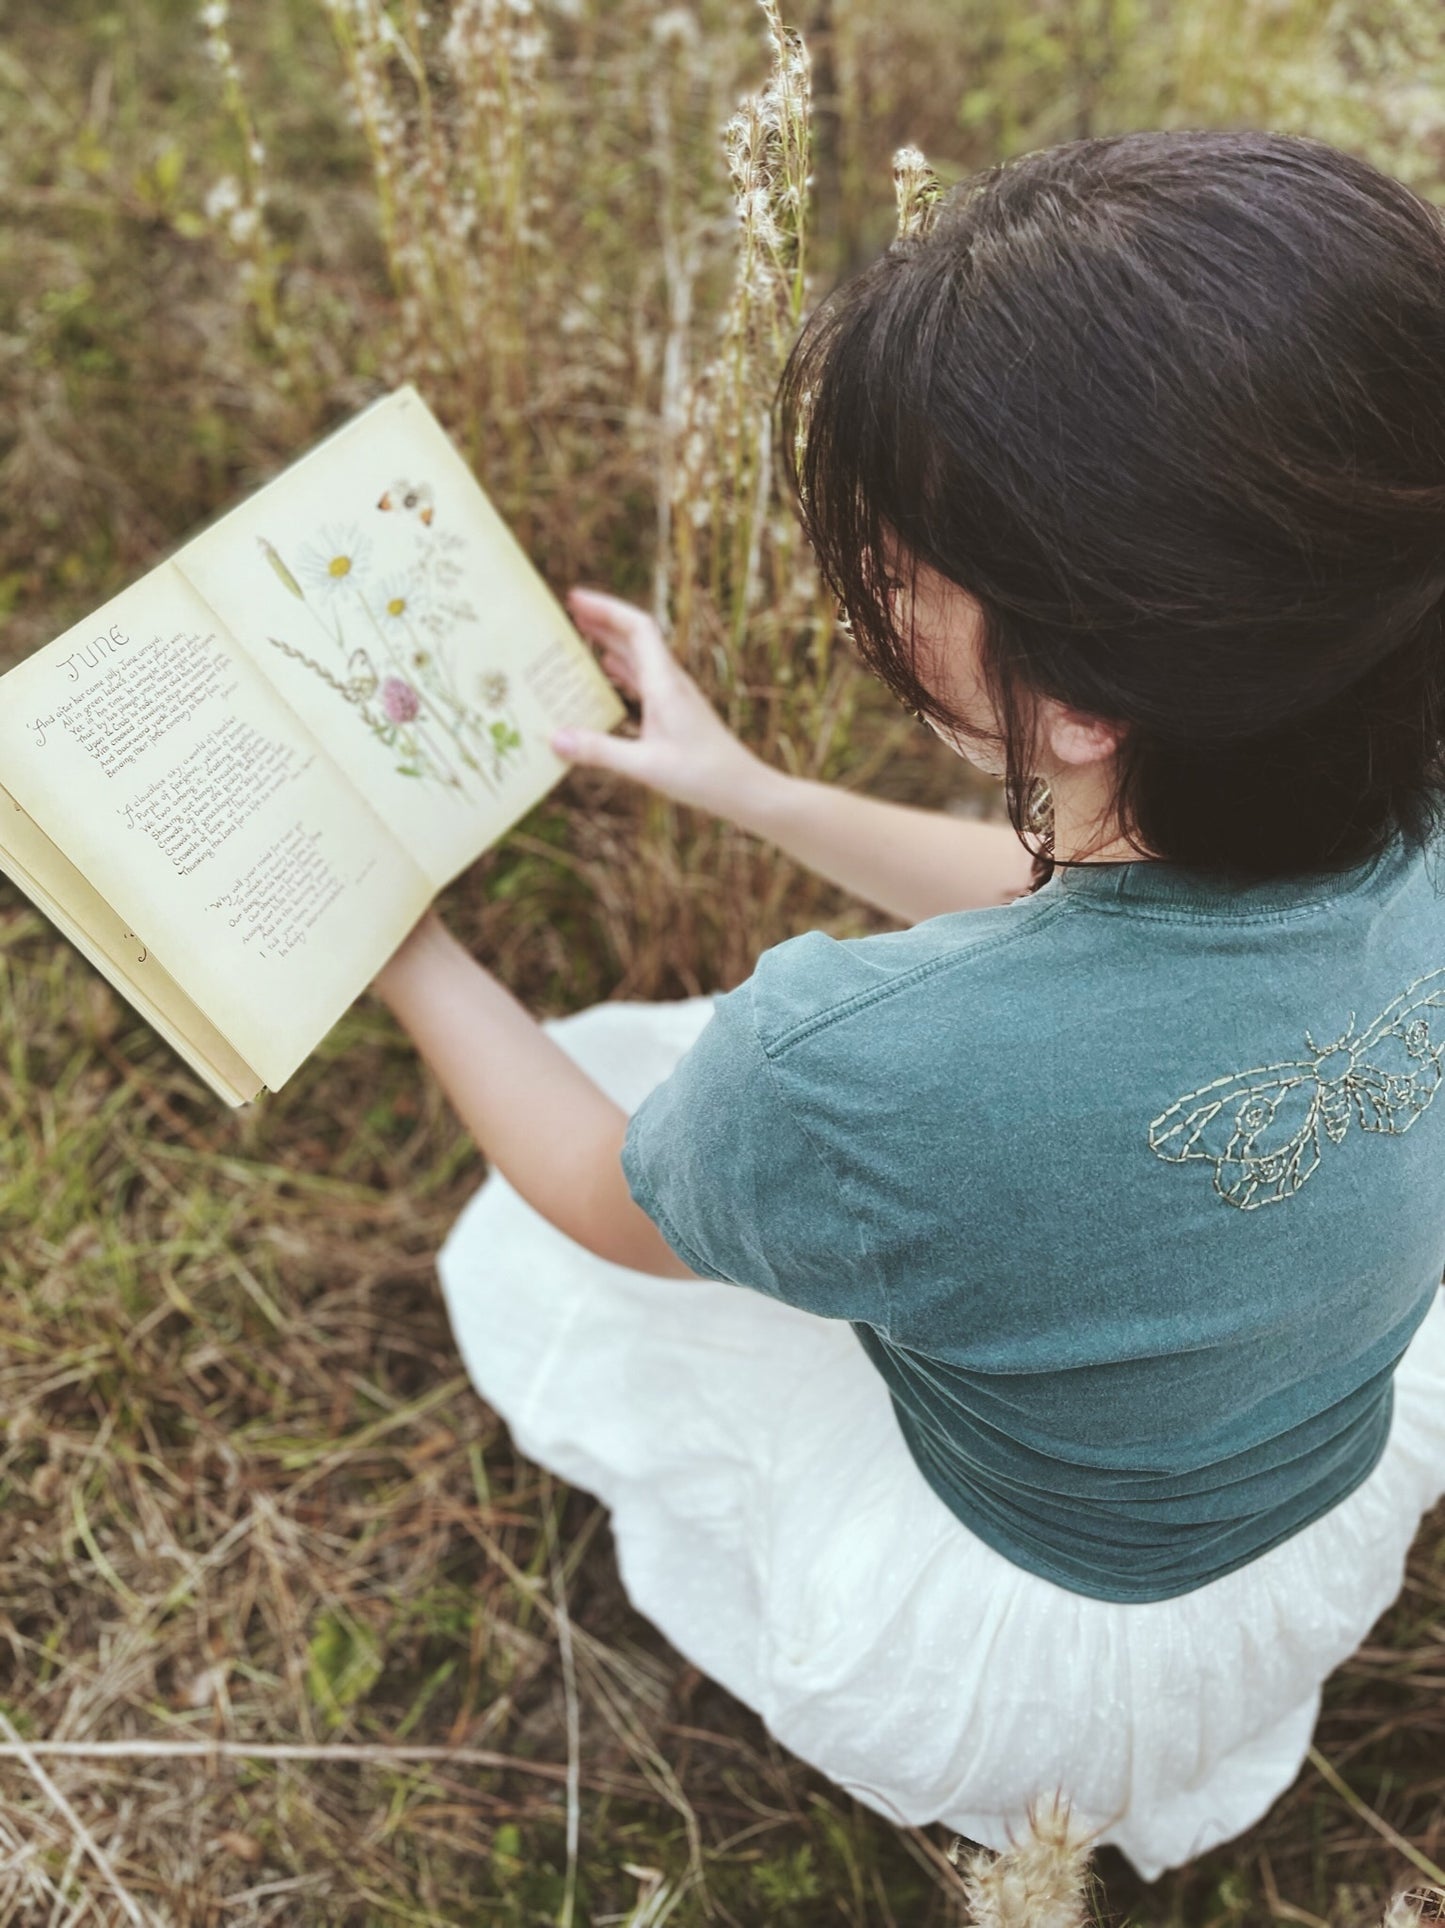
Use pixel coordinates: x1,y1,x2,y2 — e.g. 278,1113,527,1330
550,724,651,775
603,657,640,699
565,587,635,636
567,586,665,652
567,586,685,698
567,586,634,616
569,608,637,681
573,612,635,658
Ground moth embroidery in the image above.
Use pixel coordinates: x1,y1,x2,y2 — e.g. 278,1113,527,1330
1148,965,1445,1210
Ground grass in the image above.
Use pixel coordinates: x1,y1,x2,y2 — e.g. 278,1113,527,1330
3,918,1443,1925
1,0,1445,1921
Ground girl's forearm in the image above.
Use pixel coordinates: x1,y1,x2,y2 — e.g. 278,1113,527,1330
723,764,1037,924
370,915,695,1278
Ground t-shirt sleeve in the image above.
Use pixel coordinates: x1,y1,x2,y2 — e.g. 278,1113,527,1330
619,971,882,1325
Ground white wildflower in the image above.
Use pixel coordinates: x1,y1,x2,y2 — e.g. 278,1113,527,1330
894,143,944,240
948,1791,1101,1928
741,187,783,249
651,6,699,45
204,175,243,220
1383,1893,1445,1927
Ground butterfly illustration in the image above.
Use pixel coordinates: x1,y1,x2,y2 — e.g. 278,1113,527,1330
1148,964,1445,1210
342,645,380,703
377,478,435,525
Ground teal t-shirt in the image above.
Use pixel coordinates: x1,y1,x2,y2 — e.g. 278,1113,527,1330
620,823,1445,1604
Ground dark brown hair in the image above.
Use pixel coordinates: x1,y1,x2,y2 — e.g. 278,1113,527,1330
777,129,1445,888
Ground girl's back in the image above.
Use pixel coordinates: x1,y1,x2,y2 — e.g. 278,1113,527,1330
624,825,1445,1600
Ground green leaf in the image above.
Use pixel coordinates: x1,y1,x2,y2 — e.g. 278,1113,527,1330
751,1845,822,1908
305,1610,383,1730
155,142,185,198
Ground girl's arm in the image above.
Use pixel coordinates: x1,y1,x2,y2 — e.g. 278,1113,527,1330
554,588,1035,925
370,911,700,1280
721,764,1036,924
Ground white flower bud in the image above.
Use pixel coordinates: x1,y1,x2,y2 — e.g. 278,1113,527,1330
204,174,243,220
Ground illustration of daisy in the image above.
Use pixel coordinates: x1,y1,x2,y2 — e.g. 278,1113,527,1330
256,477,529,802
297,521,374,602
374,570,432,629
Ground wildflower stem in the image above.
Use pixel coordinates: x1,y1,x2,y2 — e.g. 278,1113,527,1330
356,588,490,797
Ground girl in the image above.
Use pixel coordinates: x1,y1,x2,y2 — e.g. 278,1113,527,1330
371,127,1445,1882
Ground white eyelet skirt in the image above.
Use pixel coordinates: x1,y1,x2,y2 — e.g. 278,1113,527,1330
435,995,1445,1884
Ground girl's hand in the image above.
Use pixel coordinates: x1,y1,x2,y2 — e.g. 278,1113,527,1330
551,588,772,819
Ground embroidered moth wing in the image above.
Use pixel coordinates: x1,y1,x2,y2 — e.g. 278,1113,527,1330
1345,965,1445,1133
1148,1064,1328,1209
1149,963,1445,1209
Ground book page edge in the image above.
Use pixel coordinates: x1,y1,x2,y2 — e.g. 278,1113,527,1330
0,840,263,1109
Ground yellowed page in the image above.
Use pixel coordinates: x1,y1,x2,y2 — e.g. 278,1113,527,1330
0,565,432,1094
173,384,625,894
0,784,260,1105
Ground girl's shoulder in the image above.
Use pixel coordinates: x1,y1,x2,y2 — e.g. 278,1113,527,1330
747,895,1067,1062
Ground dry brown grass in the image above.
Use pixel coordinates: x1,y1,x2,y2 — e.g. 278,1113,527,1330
2,0,1445,1921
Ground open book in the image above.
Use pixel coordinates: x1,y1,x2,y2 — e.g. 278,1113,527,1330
0,384,626,1107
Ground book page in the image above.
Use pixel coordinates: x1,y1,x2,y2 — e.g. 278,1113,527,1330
0,565,432,1093
173,385,626,894
0,783,261,1106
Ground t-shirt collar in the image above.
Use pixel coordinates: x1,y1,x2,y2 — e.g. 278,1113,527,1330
1034,835,1404,915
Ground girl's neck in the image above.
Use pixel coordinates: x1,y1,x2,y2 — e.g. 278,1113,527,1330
1043,761,1157,865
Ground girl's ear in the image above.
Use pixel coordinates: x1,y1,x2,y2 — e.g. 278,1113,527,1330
1044,702,1126,768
